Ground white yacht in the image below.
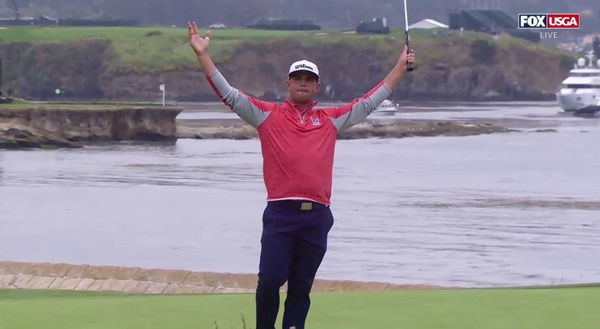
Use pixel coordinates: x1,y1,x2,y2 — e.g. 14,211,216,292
556,51,600,113
373,99,398,115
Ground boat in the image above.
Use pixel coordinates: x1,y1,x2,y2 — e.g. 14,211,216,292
556,51,600,114
373,99,398,115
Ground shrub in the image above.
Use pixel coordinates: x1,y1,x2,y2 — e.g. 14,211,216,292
470,39,497,64
145,31,163,37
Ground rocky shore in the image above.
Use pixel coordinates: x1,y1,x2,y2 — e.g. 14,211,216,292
176,120,511,140
0,261,438,294
0,103,516,149
0,106,182,149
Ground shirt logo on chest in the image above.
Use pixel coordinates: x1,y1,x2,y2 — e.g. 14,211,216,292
311,117,321,126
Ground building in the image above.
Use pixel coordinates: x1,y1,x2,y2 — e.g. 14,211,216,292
449,9,539,42
356,17,389,34
408,19,448,30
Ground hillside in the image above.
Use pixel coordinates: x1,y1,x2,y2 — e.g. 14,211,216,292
0,27,576,101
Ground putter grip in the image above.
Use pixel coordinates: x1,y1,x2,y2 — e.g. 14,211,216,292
404,31,415,72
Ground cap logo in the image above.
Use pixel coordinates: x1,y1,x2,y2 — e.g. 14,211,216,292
295,64,313,71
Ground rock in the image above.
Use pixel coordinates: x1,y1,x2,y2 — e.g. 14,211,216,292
177,123,258,139
176,120,509,140
0,106,182,149
0,123,81,149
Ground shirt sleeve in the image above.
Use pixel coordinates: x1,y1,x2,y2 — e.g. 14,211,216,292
205,71,274,128
321,81,392,131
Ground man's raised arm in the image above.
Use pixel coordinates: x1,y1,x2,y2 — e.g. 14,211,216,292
188,22,271,128
188,22,217,76
324,45,416,131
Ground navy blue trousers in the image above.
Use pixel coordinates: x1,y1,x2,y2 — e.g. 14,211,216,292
256,200,334,329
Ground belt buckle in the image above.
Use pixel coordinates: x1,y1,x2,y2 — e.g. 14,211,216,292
300,202,313,211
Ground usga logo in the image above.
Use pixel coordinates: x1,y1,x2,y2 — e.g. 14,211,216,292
518,13,580,29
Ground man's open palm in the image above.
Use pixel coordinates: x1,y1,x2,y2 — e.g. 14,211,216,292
188,22,211,56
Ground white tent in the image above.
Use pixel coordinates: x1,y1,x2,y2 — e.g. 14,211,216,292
408,19,449,29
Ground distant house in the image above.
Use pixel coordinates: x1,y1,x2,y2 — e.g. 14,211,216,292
356,17,389,34
408,19,448,30
209,23,226,29
0,17,34,26
0,16,59,26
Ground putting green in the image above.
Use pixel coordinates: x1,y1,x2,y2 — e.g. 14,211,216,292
1,287,599,329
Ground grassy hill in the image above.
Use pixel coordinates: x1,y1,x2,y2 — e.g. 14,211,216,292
1,26,571,73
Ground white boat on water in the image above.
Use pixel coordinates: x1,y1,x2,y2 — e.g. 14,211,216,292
556,51,600,114
373,99,398,115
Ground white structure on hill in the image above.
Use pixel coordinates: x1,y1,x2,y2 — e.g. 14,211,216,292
408,19,449,29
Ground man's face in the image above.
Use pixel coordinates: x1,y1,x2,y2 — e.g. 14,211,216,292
287,71,320,105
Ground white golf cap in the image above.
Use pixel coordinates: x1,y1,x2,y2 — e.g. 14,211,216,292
288,60,319,79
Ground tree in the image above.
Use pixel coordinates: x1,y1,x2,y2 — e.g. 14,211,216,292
8,0,29,19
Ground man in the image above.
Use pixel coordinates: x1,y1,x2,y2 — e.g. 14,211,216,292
188,22,415,329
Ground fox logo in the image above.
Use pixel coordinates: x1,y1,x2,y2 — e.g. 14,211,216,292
311,117,321,126
518,13,580,29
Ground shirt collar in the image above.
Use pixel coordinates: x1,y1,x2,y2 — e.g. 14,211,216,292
284,98,318,111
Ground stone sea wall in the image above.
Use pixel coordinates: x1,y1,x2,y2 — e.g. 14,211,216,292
0,261,437,294
0,106,182,148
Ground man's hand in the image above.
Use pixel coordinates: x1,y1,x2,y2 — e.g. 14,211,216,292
188,21,211,57
383,45,416,89
398,45,416,71
188,21,218,76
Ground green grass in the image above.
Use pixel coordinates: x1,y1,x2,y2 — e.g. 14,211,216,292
0,26,335,43
0,27,333,73
0,102,178,110
0,26,573,74
1,287,599,329
0,26,184,43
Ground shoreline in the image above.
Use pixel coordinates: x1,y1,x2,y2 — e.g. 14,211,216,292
3,261,597,294
1,107,514,149
0,261,439,294
176,120,512,140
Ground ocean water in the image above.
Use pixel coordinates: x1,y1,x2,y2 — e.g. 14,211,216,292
1,102,599,287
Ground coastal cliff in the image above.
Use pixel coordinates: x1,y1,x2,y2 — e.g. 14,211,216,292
0,29,575,102
0,106,181,149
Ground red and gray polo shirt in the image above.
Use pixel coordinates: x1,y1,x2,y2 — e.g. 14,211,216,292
206,71,391,205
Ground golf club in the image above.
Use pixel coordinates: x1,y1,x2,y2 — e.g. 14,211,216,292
403,0,415,71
